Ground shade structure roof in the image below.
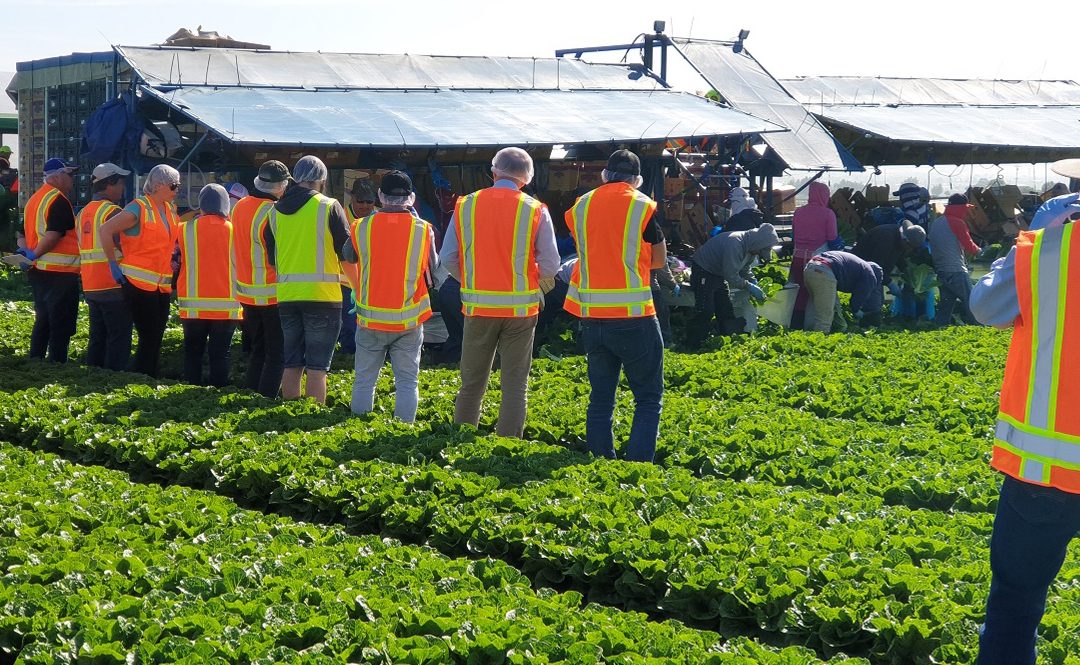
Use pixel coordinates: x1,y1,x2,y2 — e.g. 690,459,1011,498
782,76,1080,163
139,85,783,148
117,45,784,149
674,39,862,172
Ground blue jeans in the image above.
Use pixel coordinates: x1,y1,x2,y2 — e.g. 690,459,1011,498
339,286,357,353
581,316,664,462
351,325,424,422
279,302,342,372
977,475,1080,665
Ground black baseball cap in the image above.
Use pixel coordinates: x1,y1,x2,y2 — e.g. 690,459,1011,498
948,193,969,206
380,170,413,196
606,149,641,177
256,160,290,183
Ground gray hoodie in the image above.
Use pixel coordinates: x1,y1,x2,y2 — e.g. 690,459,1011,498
692,223,779,288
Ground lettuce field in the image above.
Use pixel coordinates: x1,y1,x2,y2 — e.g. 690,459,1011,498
0,271,1078,664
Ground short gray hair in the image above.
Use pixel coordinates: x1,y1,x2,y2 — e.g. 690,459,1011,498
143,164,181,195
491,147,534,184
379,191,415,208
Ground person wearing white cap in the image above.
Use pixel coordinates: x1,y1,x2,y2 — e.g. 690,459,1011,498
20,157,82,363
262,155,354,404
78,162,133,370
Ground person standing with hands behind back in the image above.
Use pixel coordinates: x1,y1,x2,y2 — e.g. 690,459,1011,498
176,184,242,387
440,147,559,438
99,164,182,378
564,149,667,463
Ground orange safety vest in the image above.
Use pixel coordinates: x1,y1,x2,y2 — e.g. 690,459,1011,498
78,199,122,293
232,195,277,306
351,211,433,331
564,181,657,318
454,187,543,317
24,183,80,273
993,226,1080,493
120,196,181,293
176,214,242,321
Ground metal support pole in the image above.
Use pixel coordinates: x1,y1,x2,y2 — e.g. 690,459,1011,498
175,132,210,171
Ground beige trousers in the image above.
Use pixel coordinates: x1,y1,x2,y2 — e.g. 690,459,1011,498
454,315,537,438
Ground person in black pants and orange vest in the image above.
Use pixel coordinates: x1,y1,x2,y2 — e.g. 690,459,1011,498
19,158,82,363
175,184,242,387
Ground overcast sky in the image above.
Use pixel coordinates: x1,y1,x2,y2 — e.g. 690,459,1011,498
3,0,1077,82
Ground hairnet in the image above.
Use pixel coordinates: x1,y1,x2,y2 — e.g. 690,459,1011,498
198,183,230,217
143,164,181,195
491,147,534,184
293,155,328,184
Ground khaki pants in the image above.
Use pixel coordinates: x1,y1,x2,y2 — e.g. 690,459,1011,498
454,315,537,438
803,262,838,333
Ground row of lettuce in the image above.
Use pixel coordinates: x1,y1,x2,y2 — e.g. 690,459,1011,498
1,374,1077,663
2,443,862,664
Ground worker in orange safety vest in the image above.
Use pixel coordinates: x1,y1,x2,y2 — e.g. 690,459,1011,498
176,183,241,387
20,157,82,363
564,149,668,463
438,147,559,438
78,162,133,370
342,170,438,422
969,157,1080,665
232,160,290,397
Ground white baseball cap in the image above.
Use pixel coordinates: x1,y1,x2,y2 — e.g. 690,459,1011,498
91,162,131,183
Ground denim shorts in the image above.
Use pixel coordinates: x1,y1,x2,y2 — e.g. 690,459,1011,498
279,302,343,371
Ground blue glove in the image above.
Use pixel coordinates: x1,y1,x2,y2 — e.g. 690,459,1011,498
672,284,681,297
887,282,903,298
1030,193,1080,231
709,225,723,238
108,261,126,285
348,290,358,315
854,310,865,320
15,247,37,261
747,283,765,302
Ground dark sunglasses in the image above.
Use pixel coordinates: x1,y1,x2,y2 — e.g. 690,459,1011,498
358,199,375,205
169,182,181,191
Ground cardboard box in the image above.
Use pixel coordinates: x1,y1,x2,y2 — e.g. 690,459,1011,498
769,186,797,214
865,185,890,203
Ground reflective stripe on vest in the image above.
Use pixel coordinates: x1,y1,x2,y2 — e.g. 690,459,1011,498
270,195,340,303
564,183,656,318
456,189,542,317
177,216,241,320
120,197,179,293
78,200,122,292
353,211,433,331
233,198,277,306
25,185,81,272
993,225,1080,493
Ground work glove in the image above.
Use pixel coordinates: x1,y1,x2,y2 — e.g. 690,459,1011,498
348,290,358,316
709,225,723,238
853,310,865,320
108,260,127,285
887,282,903,298
15,247,35,271
672,283,681,298
747,283,765,302
1030,193,1080,231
